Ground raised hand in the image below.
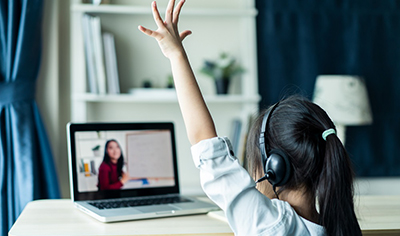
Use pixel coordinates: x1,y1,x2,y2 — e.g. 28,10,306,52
138,0,217,145
138,0,192,59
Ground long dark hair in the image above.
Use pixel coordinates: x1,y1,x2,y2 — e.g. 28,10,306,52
103,139,124,177
246,95,361,236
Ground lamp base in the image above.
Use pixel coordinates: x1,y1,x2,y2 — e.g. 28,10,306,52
335,124,346,146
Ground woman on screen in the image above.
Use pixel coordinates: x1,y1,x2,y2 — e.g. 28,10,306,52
97,139,129,190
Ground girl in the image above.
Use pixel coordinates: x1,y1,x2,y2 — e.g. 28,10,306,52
138,1,362,235
98,139,129,190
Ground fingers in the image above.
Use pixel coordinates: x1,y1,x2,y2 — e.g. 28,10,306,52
137,25,152,36
138,25,161,39
165,0,175,23
180,30,192,41
173,0,185,24
139,0,190,43
151,1,164,29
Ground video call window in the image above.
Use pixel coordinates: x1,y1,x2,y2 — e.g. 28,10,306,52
74,129,175,193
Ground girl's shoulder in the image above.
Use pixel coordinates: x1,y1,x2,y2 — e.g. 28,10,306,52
98,162,111,171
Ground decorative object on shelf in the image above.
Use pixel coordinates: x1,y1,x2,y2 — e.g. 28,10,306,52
200,52,244,95
92,145,101,157
166,74,174,88
312,75,373,145
142,80,152,88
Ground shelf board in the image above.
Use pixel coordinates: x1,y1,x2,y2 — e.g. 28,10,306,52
73,93,261,104
71,4,258,17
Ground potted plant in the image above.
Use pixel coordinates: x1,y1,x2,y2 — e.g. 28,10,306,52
166,74,174,88
200,52,244,94
92,145,101,157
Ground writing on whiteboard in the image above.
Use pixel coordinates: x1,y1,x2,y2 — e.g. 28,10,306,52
126,130,174,178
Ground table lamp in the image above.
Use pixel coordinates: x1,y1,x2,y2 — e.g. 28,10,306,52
312,75,373,144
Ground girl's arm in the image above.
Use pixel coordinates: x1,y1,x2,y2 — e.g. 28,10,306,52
138,0,217,145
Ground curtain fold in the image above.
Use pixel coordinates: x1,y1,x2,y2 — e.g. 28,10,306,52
0,0,60,234
256,0,400,176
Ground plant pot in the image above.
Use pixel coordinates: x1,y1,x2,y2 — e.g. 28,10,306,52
215,78,230,94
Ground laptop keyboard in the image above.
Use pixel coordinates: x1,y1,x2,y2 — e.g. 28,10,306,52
88,195,193,210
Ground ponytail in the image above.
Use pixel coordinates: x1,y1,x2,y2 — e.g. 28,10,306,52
317,133,361,236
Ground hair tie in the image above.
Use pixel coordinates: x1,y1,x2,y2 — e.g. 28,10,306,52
322,128,336,141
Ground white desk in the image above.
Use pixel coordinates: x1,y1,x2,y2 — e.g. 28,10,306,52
9,199,233,236
354,195,400,235
9,195,400,236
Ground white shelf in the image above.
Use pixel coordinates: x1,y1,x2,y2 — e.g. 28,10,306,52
70,0,259,193
73,93,261,104
71,4,258,16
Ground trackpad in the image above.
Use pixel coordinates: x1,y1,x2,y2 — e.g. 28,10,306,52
136,205,178,213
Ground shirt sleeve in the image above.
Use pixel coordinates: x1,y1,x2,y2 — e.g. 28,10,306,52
191,137,283,236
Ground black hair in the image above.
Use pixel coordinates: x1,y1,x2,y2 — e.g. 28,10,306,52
103,139,124,177
246,95,361,236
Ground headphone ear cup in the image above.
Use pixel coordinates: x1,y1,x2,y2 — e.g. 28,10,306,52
265,149,291,186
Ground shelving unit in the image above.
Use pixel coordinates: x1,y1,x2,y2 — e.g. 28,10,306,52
72,4,257,16
70,0,259,195
73,93,260,103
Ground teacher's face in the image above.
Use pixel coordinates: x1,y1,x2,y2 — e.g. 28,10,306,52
107,141,121,163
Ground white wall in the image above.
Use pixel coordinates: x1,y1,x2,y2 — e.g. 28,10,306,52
36,0,400,198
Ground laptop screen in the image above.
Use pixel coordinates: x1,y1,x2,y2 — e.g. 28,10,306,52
68,122,180,201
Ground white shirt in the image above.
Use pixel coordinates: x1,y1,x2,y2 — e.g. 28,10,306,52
191,136,326,236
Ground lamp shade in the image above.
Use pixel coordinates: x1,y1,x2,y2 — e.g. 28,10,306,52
313,75,373,125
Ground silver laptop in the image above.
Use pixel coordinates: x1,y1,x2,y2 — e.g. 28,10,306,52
67,122,218,222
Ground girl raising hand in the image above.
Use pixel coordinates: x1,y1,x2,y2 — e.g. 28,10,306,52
139,1,362,236
138,0,216,145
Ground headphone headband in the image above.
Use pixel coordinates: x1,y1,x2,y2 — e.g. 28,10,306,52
258,101,292,189
260,101,280,152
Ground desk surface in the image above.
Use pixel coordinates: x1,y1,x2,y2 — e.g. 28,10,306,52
354,195,400,235
9,198,233,236
9,195,400,236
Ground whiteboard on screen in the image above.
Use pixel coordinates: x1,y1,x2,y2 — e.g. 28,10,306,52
126,131,174,178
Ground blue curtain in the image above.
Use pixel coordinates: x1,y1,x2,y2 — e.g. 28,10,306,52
256,0,400,176
0,0,60,234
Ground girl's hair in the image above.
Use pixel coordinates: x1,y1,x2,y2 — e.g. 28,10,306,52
103,139,124,177
246,95,361,236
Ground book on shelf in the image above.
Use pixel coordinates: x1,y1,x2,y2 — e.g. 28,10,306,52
82,14,98,94
230,119,242,156
90,160,97,175
103,32,120,94
230,114,256,169
82,14,120,94
239,114,256,170
91,15,107,94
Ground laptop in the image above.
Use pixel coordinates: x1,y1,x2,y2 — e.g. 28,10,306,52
67,122,218,222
